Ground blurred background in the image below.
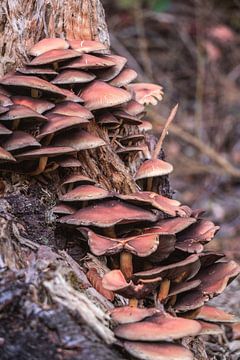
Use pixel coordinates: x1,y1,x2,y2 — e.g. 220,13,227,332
103,0,240,258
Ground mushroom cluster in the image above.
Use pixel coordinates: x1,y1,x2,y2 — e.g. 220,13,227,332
0,37,239,359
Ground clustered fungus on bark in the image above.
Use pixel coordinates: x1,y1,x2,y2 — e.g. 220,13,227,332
0,37,240,360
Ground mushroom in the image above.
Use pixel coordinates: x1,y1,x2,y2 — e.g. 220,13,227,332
79,228,160,257
60,174,96,192
102,269,157,299
135,159,173,191
110,306,160,325
12,96,55,113
61,54,115,70
95,55,127,81
0,75,67,99
15,146,75,175
16,67,58,76
52,203,76,215
109,68,138,87
0,104,47,130
36,113,89,142
51,69,96,85
68,39,107,53
0,123,12,135
28,38,69,56
123,342,193,360
127,83,164,105
0,147,16,163
118,191,186,217
120,99,145,116
51,101,93,119
197,260,240,298
196,305,240,323
198,321,223,336
59,184,110,203
80,80,132,111
60,199,158,279
29,49,81,67
52,129,106,151
2,131,41,153
114,314,201,341
138,120,153,133
0,93,13,107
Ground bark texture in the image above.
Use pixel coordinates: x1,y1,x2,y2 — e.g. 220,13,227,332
0,0,109,75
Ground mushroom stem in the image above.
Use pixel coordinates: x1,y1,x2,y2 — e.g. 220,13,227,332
158,279,170,302
146,176,153,191
12,119,20,130
168,294,177,307
120,251,133,280
29,156,48,176
129,298,138,307
104,226,116,238
53,62,59,71
184,307,202,319
31,89,39,98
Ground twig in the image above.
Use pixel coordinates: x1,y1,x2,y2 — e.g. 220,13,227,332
150,109,240,178
152,104,178,159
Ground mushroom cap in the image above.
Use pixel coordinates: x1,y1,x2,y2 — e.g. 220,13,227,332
80,228,160,257
177,219,220,244
168,279,201,297
198,321,223,336
120,134,145,145
29,49,81,66
135,159,173,180
59,87,84,102
52,129,106,151
0,105,48,123
52,203,76,215
118,191,184,217
155,218,197,234
62,54,115,70
51,101,93,119
36,113,89,140
0,123,12,135
133,254,201,282
0,93,13,107
15,146,75,160
54,155,81,168
175,290,209,313
51,69,96,85
175,239,204,254
116,146,144,156
145,234,176,263
61,174,96,187
138,120,153,132
68,39,107,53
0,75,67,98
123,342,193,360
199,252,225,267
198,260,240,297
2,131,41,152
113,111,143,125
0,147,16,162
17,67,58,76
97,112,120,126
80,80,131,110
0,105,9,114
28,38,69,56
96,55,127,81
12,96,55,113
59,184,110,202
102,269,156,299
127,83,164,105
115,316,201,341
196,305,240,323
110,306,160,325
59,199,157,227
109,68,138,87
121,100,145,116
